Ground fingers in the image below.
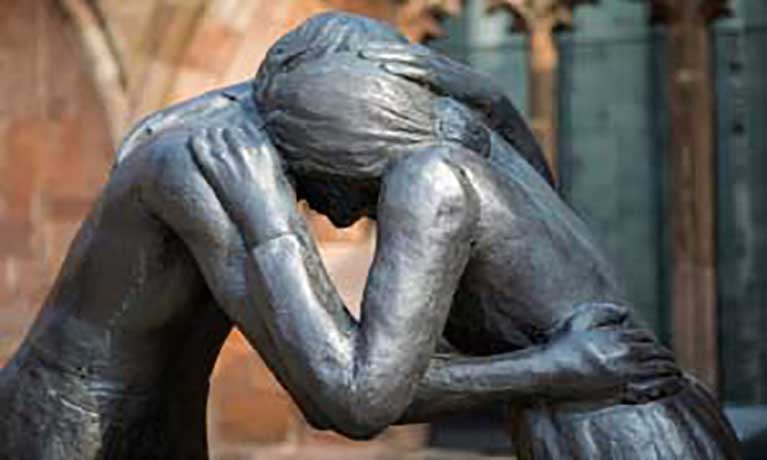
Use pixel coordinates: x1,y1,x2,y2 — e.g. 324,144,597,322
190,133,225,199
208,127,228,158
593,304,630,327
630,358,681,377
189,125,286,201
360,42,440,86
566,303,630,332
191,128,239,195
223,127,249,153
190,132,211,156
360,48,419,64
623,375,685,404
621,342,665,362
381,62,432,85
359,42,430,62
359,40,405,51
616,331,676,363
190,130,216,173
634,343,675,362
239,122,267,145
615,328,656,344
226,124,279,161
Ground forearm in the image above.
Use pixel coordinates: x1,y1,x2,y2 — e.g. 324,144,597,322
396,347,555,423
397,330,630,424
251,231,434,438
251,226,468,436
194,136,477,437
250,231,357,392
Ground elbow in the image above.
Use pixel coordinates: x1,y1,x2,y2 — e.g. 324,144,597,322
330,406,394,440
320,388,405,440
334,422,386,441
289,388,387,439
306,367,411,439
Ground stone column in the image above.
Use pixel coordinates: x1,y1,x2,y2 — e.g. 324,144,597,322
650,0,730,391
56,0,130,144
394,0,463,41
488,0,592,178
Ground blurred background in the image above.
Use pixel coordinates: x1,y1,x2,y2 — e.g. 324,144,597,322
0,0,764,458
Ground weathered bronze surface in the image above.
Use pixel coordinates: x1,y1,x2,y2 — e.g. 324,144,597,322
0,12,739,460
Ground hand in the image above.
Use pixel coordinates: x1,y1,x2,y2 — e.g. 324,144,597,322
189,126,297,246
360,42,557,188
543,304,683,404
546,328,683,404
359,42,500,114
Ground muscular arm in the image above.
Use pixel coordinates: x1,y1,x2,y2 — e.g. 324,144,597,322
140,128,340,429
144,127,677,439
140,127,471,435
228,142,478,438
397,304,679,423
190,129,680,438
140,127,481,433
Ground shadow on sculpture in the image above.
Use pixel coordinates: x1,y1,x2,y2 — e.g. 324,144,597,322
0,11,740,460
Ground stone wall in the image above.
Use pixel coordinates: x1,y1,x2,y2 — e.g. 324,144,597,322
0,0,113,361
0,0,448,457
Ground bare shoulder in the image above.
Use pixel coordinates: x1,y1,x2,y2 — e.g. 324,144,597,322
116,81,253,164
128,127,200,190
380,143,480,228
106,126,213,223
119,126,239,247
383,143,479,198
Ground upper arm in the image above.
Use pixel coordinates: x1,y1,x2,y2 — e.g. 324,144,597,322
141,136,246,309
353,146,479,423
139,136,332,425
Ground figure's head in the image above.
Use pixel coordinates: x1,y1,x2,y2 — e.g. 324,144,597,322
255,11,408,94
255,12,487,227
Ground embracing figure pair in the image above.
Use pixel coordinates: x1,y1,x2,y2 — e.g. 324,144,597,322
0,12,739,460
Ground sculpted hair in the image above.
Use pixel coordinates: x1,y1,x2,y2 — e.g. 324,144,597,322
259,53,440,178
254,12,429,179
255,14,488,179
254,11,489,224
255,12,408,97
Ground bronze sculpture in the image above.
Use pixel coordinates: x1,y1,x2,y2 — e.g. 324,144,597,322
0,12,739,460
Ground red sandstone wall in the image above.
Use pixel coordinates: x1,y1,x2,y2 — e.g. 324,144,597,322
0,1,427,457
0,0,113,360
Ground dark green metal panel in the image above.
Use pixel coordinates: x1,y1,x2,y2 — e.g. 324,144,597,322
430,0,528,113
434,1,666,335
714,0,767,405
430,0,765,404
558,1,666,335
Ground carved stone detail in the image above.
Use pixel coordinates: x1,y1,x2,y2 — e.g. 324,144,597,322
649,0,731,24
487,0,591,32
394,0,463,42
651,0,731,390
56,0,129,144
486,0,592,177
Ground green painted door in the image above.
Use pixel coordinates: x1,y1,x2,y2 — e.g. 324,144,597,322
714,0,767,405
431,0,766,405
